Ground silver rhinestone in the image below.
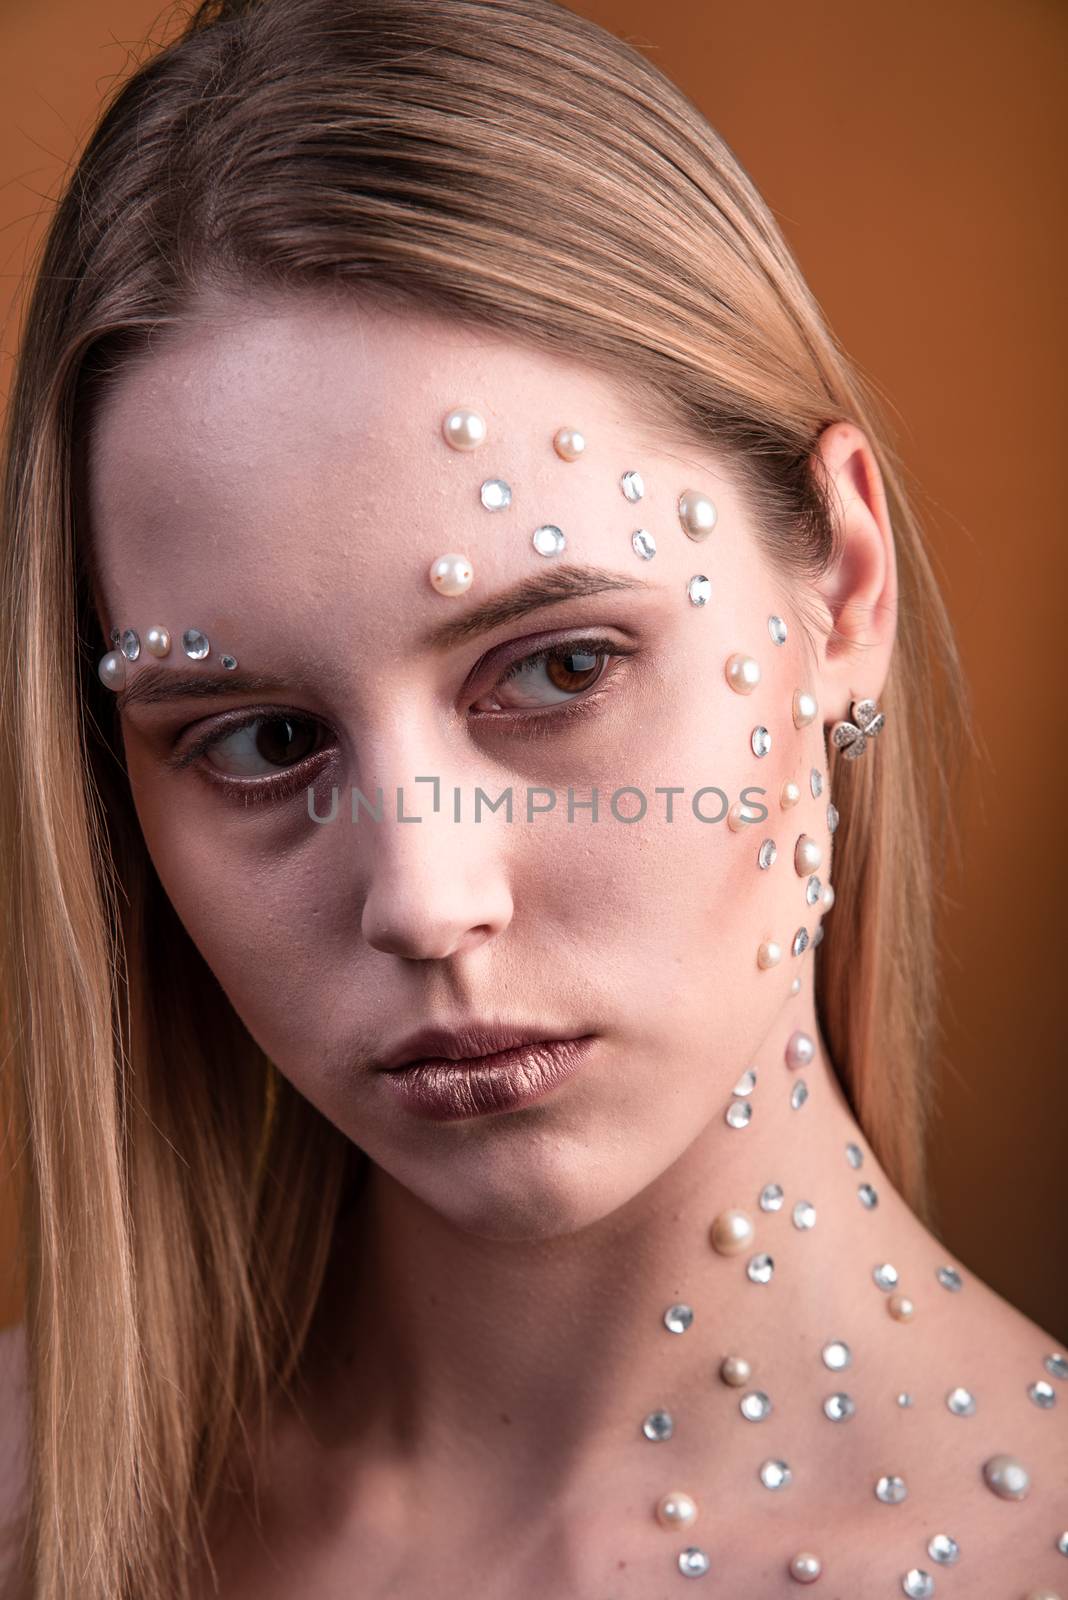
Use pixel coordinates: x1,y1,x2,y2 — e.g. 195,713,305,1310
1045,1352,1068,1381
733,1068,757,1096
827,801,839,833
790,1080,808,1110
663,1303,693,1334
751,725,771,758
945,1387,976,1416
632,528,656,560
875,1474,908,1504
757,839,777,870
791,926,808,956
1028,1379,1056,1409
902,1570,934,1598
824,1392,856,1422
120,628,141,660
678,1547,710,1578
532,524,566,557
740,1390,772,1421
759,1459,791,1489
747,1253,774,1285
792,1200,817,1230
810,767,823,797
811,924,824,947
936,1265,963,1293
1057,1530,1068,1554
897,1392,913,1407
220,654,238,671
981,1454,1029,1500
479,478,512,511
182,628,210,660
768,614,787,645
873,1263,899,1291
620,470,644,502
726,1100,752,1129
759,1183,784,1212
928,1534,959,1565
805,876,822,905
822,1341,852,1371
687,574,711,607
642,1408,674,1441
109,626,121,644
846,1142,863,1168
858,1183,879,1209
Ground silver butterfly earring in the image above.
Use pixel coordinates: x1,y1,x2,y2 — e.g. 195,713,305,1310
829,697,886,759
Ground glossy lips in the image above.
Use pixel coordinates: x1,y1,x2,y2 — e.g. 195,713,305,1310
379,1033,596,1120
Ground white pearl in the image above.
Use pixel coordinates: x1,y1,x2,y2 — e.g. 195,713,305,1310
821,883,835,910
145,626,171,657
757,940,782,970
710,1208,755,1255
677,488,718,540
428,554,474,596
441,407,486,450
888,1293,915,1321
655,1490,697,1528
780,780,801,809
552,426,585,461
784,1030,814,1069
794,834,822,875
97,651,127,691
982,1454,1030,1500
725,653,761,694
790,976,802,994
792,688,818,728
789,1551,822,1583
728,800,758,832
719,1354,752,1387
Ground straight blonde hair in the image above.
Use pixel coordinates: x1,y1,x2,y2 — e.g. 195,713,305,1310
0,1,967,1594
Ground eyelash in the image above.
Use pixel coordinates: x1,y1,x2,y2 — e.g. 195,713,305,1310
169,634,637,807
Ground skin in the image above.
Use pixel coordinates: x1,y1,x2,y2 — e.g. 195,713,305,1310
55,285,1068,1597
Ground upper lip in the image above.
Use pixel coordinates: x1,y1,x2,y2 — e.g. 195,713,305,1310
377,1022,589,1071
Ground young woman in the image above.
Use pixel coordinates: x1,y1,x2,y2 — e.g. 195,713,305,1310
1,1,1064,1596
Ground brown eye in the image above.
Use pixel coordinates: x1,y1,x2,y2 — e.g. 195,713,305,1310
202,714,323,776
473,641,618,712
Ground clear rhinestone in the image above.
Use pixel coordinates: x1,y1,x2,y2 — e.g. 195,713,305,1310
805,876,822,905
663,1303,693,1334
936,1265,963,1292
532,524,566,556
810,767,823,797
827,802,839,833
768,614,787,645
759,1459,791,1489
740,1390,772,1421
791,927,809,956
479,478,512,510
747,1253,774,1285
678,1547,710,1578
846,1142,863,1168
982,1454,1029,1499
725,1100,752,1129
897,1392,913,1407
632,528,656,560
946,1387,976,1416
824,1392,856,1422
902,1570,934,1598
687,574,711,607
109,626,121,644
927,1534,959,1565
220,654,238,671
792,1200,817,1230
757,839,777,870
858,1183,878,1209
733,1068,757,1096
1028,1379,1056,1408
1057,1530,1068,1554
120,628,141,660
759,1183,784,1212
751,725,771,757
873,1262,899,1291
811,924,824,947
182,629,210,660
875,1474,908,1504
822,1340,852,1371
1045,1352,1068,1381
620,470,644,502
790,1080,809,1110
642,1408,673,1441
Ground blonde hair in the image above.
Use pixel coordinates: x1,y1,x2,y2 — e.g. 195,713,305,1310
0,0,966,1594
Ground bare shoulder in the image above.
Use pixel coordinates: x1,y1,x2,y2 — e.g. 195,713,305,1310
0,1321,30,1595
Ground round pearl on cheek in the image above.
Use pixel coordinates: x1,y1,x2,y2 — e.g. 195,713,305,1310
757,940,782,969
821,883,835,911
552,426,585,460
428,554,474,596
719,1354,752,1386
727,801,756,832
780,780,801,809
725,653,761,693
145,626,171,657
784,1030,814,1069
888,1293,915,1321
442,407,486,450
794,834,822,875
788,1551,823,1583
655,1490,698,1528
709,1209,755,1255
792,689,818,728
97,650,127,690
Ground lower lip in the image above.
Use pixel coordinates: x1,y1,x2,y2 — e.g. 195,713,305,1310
381,1036,596,1121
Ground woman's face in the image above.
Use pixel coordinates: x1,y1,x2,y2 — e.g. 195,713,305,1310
88,288,835,1241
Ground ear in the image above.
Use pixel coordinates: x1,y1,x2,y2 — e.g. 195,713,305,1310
809,420,898,722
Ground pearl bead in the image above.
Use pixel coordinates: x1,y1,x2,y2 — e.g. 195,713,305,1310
784,1030,814,1069
144,626,171,657
710,1208,755,1255
888,1293,915,1321
719,1354,751,1386
794,834,822,875
97,651,126,691
655,1490,697,1528
790,976,802,994
441,407,486,450
982,1453,1030,1500
725,653,761,694
792,688,818,728
677,488,718,541
428,554,474,596
780,780,801,808
821,883,835,910
757,940,782,970
789,1552,822,1583
552,426,585,461
727,800,758,832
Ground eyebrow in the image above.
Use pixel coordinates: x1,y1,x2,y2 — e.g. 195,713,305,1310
111,565,655,712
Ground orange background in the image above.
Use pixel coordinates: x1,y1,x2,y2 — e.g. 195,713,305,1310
1,1,1065,1338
